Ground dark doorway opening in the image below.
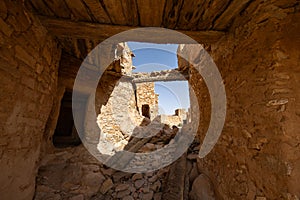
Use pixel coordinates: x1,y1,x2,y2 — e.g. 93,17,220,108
142,104,150,119
53,91,87,147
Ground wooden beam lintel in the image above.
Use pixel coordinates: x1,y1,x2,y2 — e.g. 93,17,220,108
39,16,226,44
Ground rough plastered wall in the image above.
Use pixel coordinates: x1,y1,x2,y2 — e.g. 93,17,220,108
136,82,159,120
0,1,61,199
179,1,300,199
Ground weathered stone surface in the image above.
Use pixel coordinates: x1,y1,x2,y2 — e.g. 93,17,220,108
115,184,130,192
100,178,114,194
177,7,300,198
189,174,215,200
0,18,13,36
134,179,145,189
132,173,143,181
140,191,154,200
162,154,187,200
1,1,299,200
15,45,37,67
150,180,161,192
116,189,131,198
154,192,162,200
0,2,61,200
122,195,134,200
135,82,159,120
69,194,84,200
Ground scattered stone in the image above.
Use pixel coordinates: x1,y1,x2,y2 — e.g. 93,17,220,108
153,192,162,200
83,172,105,188
36,193,61,200
133,192,138,198
145,172,154,177
132,173,143,181
101,168,115,176
113,171,130,182
35,185,55,193
148,175,158,183
145,143,156,150
115,184,130,192
100,178,114,194
150,180,161,192
187,153,198,160
134,179,145,189
150,181,161,192
139,191,154,200
122,196,134,200
189,174,215,200
69,194,84,200
256,197,267,200
141,186,150,193
116,189,131,198
129,186,136,193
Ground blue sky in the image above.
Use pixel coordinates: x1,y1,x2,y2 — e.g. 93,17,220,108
127,42,190,115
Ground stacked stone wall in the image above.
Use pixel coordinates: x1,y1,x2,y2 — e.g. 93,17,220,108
136,82,159,120
0,1,61,199
179,2,300,199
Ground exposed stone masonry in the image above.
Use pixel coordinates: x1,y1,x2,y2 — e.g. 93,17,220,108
178,2,300,199
1,0,299,200
135,82,159,121
0,1,61,199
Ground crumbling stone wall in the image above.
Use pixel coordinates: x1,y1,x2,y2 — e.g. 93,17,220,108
136,82,159,120
0,1,61,199
98,78,144,155
179,2,300,199
160,115,182,127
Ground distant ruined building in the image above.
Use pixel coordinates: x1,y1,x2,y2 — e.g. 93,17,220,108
97,42,189,155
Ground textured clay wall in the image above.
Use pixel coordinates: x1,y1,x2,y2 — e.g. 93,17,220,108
179,1,299,199
0,1,61,199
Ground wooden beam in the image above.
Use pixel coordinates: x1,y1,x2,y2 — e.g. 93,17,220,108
213,0,252,30
39,17,225,44
132,70,189,83
137,0,166,26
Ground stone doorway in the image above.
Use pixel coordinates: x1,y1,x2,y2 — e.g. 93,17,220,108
53,91,85,147
141,104,150,118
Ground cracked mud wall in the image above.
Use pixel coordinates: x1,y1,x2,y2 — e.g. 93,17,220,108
179,1,300,199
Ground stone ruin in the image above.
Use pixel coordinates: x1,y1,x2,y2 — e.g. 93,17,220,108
1,1,300,200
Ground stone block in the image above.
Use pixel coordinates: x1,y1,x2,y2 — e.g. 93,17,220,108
189,174,215,200
43,44,52,65
15,45,36,68
5,3,31,33
21,75,35,89
0,1,7,19
100,178,113,194
0,18,13,36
